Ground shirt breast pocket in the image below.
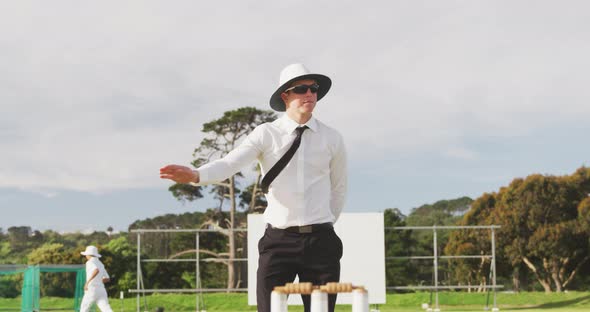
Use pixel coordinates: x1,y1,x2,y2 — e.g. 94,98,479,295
307,144,331,174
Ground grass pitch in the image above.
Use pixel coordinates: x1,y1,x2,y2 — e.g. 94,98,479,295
0,291,588,311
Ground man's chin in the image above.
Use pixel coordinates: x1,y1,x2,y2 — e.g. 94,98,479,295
301,103,316,112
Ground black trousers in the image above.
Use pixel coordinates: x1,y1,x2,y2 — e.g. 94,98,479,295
256,225,343,312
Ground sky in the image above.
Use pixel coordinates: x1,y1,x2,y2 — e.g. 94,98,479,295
1,1,589,233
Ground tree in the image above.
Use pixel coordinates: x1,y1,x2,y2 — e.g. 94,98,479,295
7,226,32,254
405,197,473,226
169,183,203,203
445,194,498,291
170,106,276,290
383,208,418,287
103,236,137,296
449,167,590,292
578,197,590,229
239,169,268,213
499,172,590,292
404,197,473,286
27,243,79,297
0,241,12,260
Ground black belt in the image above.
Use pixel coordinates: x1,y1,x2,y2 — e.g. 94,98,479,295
267,222,333,234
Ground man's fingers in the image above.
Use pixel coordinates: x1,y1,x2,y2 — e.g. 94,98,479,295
161,173,192,183
160,164,194,183
160,174,182,180
160,164,180,172
160,164,188,173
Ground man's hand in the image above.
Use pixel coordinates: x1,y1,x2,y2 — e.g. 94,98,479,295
160,165,199,184
102,277,110,284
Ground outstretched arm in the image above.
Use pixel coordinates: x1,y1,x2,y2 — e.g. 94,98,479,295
160,127,263,185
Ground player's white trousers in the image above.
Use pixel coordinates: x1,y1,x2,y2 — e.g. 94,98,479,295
80,287,113,312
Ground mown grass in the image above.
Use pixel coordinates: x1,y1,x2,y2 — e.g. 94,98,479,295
1,291,589,311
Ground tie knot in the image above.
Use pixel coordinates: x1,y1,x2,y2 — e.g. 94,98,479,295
296,126,308,135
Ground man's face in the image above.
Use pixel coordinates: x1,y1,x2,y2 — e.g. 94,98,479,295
281,79,318,114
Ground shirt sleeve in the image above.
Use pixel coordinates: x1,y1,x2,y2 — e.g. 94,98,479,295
195,125,264,185
330,132,347,222
100,262,110,279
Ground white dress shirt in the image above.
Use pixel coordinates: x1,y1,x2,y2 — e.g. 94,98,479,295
85,257,109,290
196,114,347,228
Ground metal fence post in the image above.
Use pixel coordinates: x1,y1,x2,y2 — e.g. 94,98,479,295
196,232,200,312
491,228,498,311
433,226,439,311
136,232,141,312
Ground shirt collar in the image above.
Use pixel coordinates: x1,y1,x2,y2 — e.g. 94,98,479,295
279,114,318,134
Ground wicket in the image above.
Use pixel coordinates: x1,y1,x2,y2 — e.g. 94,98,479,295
270,282,369,312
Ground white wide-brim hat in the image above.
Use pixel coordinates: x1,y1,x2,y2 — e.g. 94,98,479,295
269,63,332,112
80,245,101,258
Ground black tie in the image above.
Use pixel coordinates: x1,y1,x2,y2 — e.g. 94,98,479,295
260,126,308,194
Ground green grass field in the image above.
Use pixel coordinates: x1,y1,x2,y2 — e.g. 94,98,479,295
1,291,589,311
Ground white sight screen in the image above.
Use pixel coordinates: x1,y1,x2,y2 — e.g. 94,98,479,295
247,212,386,305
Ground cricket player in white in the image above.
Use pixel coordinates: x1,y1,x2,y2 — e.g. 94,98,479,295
80,245,113,312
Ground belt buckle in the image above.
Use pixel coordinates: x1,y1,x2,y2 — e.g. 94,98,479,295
299,225,312,234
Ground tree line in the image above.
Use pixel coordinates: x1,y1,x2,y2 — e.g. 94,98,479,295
1,168,589,297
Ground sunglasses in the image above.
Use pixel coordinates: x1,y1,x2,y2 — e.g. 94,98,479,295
284,83,320,94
